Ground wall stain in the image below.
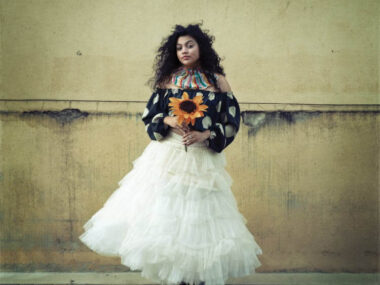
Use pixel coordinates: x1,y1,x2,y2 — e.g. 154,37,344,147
241,110,379,136
363,250,377,256
322,250,341,256
0,109,144,126
21,108,89,125
1,109,379,131
286,191,297,210
241,111,322,136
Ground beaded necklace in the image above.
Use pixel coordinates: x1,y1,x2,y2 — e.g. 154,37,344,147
171,66,213,89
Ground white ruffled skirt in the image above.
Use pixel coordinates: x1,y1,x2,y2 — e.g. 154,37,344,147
79,130,262,285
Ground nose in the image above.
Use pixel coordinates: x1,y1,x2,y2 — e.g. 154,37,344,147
181,47,189,54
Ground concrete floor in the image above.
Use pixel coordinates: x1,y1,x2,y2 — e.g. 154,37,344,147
0,272,379,285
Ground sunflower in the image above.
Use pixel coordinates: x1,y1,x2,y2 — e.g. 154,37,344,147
168,92,208,126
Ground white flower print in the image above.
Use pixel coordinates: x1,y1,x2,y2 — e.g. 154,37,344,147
216,123,224,135
172,88,179,94
216,101,222,112
142,107,149,119
229,106,236,117
202,116,212,129
225,125,236,138
152,94,159,105
208,92,215,101
152,113,164,123
153,132,163,140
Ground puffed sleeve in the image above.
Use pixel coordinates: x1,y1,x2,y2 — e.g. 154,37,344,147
206,92,241,153
141,90,170,141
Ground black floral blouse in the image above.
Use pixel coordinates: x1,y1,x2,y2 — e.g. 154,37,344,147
141,88,241,153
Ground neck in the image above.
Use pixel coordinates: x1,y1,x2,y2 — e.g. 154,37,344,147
182,63,201,70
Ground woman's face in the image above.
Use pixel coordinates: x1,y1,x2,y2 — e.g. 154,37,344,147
176,35,200,68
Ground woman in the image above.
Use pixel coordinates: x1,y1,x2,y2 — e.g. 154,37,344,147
79,23,262,285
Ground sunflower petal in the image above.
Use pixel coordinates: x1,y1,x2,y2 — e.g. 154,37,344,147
193,95,203,104
193,111,201,118
169,97,180,103
198,105,208,111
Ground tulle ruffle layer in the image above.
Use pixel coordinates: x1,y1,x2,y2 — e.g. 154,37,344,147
79,131,262,285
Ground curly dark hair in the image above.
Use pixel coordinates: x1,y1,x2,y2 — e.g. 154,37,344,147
147,22,225,90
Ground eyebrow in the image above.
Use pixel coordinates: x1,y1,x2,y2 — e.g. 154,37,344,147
176,40,194,46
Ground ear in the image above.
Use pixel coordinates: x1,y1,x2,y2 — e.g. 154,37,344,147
216,74,232,92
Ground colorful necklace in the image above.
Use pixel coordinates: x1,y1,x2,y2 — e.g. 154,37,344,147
171,66,212,89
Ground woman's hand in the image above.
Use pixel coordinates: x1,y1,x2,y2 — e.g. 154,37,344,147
163,116,190,135
182,130,211,146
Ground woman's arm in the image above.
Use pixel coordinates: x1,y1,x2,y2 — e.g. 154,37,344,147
142,90,170,141
204,74,240,153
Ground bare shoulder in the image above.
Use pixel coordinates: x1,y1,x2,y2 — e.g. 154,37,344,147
215,73,232,92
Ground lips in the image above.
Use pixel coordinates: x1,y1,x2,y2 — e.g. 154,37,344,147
182,56,190,60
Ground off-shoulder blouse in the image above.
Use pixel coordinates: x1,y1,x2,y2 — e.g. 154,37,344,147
141,88,240,153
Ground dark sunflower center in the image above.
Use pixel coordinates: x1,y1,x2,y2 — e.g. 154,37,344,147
179,100,196,113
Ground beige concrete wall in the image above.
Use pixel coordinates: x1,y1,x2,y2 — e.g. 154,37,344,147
0,0,378,104
0,102,379,272
0,0,379,274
